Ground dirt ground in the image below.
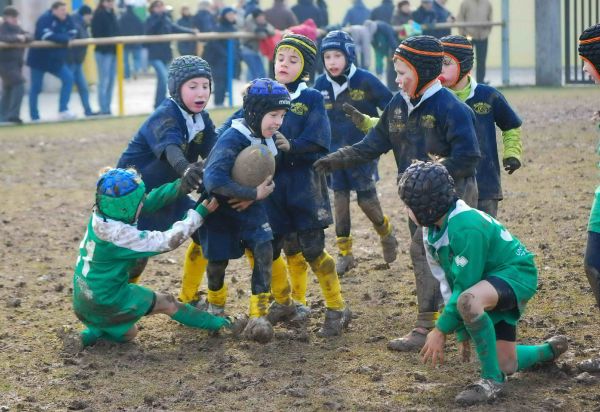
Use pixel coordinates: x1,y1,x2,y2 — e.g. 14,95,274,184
1,87,600,411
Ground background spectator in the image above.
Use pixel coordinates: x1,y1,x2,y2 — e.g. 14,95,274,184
412,0,437,37
458,0,492,83
265,0,297,30
292,0,325,28
345,22,375,69
392,0,412,26
365,19,398,90
370,0,393,24
316,0,329,27
242,8,274,80
202,6,240,106
145,0,196,109
67,5,96,117
119,3,145,79
194,0,216,32
92,0,119,115
432,0,453,37
342,0,370,27
177,6,197,56
0,6,31,124
26,1,77,121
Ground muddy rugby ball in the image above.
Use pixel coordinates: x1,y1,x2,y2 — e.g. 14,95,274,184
231,145,275,187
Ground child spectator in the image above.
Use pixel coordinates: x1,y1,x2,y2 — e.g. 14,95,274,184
145,0,196,109
202,7,240,106
67,5,96,117
0,6,31,124
439,35,522,218
314,30,397,276
199,78,287,342
314,35,480,348
116,55,216,305
91,0,119,115
399,161,568,405
64,167,231,352
26,1,77,121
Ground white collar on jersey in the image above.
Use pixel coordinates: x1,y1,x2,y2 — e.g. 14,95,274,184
173,99,206,142
325,63,358,100
466,75,478,101
231,118,278,156
289,81,308,101
400,80,443,117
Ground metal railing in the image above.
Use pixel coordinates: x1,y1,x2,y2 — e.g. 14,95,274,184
0,21,506,116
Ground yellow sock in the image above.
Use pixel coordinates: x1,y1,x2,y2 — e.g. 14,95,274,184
375,215,392,237
336,236,353,256
271,255,292,305
245,248,254,269
309,251,345,310
178,242,208,303
286,252,309,305
249,292,271,318
207,283,227,307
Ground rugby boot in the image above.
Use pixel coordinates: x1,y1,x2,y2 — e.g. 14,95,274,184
267,300,298,324
316,306,352,337
335,236,356,277
387,327,429,352
455,378,505,405
374,215,398,264
546,335,569,360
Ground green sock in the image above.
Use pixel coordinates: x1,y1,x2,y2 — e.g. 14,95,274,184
465,312,504,383
80,327,104,347
171,303,228,331
516,344,555,371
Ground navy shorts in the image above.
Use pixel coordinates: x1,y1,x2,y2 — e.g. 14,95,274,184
329,161,378,192
487,276,518,342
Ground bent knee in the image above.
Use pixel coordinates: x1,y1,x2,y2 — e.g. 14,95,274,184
153,292,180,315
123,325,139,341
457,292,483,324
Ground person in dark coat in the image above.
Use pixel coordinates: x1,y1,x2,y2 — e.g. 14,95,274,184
342,0,370,26
118,4,145,79
0,6,32,123
370,0,394,24
264,0,298,30
145,0,196,109
202,7,241,106
26,1,77,121
91,0,119,115
177,6,197,56
316,0,329,27
392,0,413,26
432,0,454,37
291,0,324,28
194,0,216,32
67,5,96,116
412,0,438,37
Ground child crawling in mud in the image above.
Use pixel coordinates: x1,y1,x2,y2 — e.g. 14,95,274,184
398,160,568,405
59,167,236,353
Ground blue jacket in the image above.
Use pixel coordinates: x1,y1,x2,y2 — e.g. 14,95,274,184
343,84,481,179
342,1,371,26
26,10,76,73
292,0,326,28
145,12,194,62
202,20,240,71
370,0,394,24
465,83,522,200
194,9,216,32
314,66,392,151
412,7,438,37
116,99,217,191
67,13,89,65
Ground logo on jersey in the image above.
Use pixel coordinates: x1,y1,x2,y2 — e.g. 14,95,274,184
291,102,309,116
324,103,333,110
421,114,436,129
349,89,365,101
454,255,469,267
472,102,492,115
193,131,204,144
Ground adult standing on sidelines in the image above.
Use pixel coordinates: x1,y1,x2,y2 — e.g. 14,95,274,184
458,0,492,84
91,0,119,115
26,1,77,121
0,6,32,124
67,5,96,117
119,3,145,80
370,0,394,24
264,0,298,31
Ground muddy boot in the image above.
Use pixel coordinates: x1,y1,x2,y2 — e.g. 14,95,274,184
316,306,352,337
577,357,600,373
387,327,429,352
188,293,208,311
55,325,84,355
375,216,398,264
336,236,357,277
455,378,505,405
207,303,225,317
546,335,569,360
224,315,249,337
267,301,298,324
289,302,311,324
243,316,274,343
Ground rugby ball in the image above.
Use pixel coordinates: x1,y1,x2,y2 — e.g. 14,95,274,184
231,145,276,187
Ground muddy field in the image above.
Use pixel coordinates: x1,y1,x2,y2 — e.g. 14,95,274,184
1,87,600,411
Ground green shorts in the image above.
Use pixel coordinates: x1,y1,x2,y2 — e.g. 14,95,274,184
588,185,600,233
73,276,155,340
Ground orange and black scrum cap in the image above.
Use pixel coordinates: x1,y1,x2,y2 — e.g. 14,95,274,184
394,35,443,97
579,23,600,78
440,35,474,84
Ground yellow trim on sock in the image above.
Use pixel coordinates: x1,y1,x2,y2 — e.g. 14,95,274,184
178,242,207,303
336,236,353,257
249,292,271,318
310,251,345,310
287,252,309,305
271,255,292,305
207,283,228,307
375,215,392,237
